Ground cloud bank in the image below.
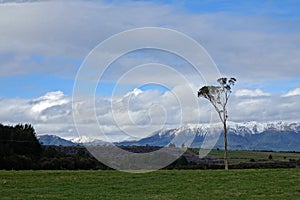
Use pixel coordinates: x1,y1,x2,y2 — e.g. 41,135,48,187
1,88,299,141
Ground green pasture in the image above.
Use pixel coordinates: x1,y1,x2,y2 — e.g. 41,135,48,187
196,149,300,164
1,169,299,200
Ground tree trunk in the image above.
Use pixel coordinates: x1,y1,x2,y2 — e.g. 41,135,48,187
223,121,229,170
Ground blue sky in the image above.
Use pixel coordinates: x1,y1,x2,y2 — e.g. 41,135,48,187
184,0,300,18
119,0,300,19
0,0,299,140
1,0,299,98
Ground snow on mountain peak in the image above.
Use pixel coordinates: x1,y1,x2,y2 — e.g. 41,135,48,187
227,121,300,135
69,121,300,145
167,121,300,137
71,136,96,143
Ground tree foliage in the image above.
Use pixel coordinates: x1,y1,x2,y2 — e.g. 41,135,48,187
198,77,236,123
0,123,41,156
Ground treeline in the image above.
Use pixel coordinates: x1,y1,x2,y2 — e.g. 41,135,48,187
38,146,110,170
0,124,109,170
1,123,300,170
0,124,41,156
0,124,42,170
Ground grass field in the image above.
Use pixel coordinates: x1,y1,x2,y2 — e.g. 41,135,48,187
1,169,299,200
190,149,300,165
208,149,300,158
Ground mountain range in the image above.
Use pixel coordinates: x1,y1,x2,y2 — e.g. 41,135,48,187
38,121,300,151
37,135,78,146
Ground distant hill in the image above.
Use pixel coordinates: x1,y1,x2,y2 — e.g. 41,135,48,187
37,135,110,146
37,135,77,146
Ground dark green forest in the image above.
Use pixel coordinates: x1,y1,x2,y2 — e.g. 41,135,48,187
0,124,299,170
0,124,42,169
0,124,109,170
0,124,41,155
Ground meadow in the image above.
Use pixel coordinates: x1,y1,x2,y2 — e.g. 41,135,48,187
1,169,299,200
206,149,300,164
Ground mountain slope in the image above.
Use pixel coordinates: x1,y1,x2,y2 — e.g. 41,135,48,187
38,135,77,146
38,121,300,151
118,121,300,151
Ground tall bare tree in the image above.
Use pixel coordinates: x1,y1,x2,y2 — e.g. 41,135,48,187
197,77,236,170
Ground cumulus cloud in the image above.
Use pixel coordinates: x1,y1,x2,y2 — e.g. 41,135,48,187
31,91,69,113
229,87,300,122
282,88,300,97
0,89,190,140
1,87,300,141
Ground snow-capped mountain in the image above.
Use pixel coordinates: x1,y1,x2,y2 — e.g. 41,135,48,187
38,135,110,146
118,121,300,151
71,136,111,146
71,136,97,144
151,121,300,138
227,121,300,135
179,121,300,135
38,135,77,146
38,121,300,151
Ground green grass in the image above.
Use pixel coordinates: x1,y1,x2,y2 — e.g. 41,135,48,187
196,149,300,164
1,169,299,200
208,149,300,159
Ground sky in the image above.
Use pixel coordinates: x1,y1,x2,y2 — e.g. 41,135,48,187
0,0,300,141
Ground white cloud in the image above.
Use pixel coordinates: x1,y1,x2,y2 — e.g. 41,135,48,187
31,91,69,113
0,0,299,85
1,87,300,141
282,88,300,97
235,89,270,97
